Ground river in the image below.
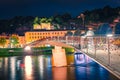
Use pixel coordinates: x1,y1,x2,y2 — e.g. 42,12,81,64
0,53,119,80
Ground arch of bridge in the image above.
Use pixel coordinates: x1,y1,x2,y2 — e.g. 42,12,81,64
25,40,73,48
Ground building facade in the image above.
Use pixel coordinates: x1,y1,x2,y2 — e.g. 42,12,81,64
25,30,75,44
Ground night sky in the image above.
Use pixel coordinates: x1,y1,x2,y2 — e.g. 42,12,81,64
0,0,120,19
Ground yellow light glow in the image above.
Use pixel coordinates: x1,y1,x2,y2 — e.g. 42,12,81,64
107,34,113,37
10,57,16,80
25,56,33,80
24,46,31,51
38,56,44,78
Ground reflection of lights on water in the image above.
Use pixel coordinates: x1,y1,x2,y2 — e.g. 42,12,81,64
45,56,51,67
38,56,44,79
25,56,33,80
16,60,21,70
0,58,2,68
74,54,85,64
53,67,67,80
4,58,8,73
10,57,16,80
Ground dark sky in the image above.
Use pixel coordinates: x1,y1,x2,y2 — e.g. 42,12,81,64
0,0,120,19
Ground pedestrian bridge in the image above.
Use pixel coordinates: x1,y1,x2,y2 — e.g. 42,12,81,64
24,36,120,78
25,36,81,48
25,40,73,48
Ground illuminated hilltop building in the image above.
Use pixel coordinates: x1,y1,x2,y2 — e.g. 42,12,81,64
33,23,53,30
33,17,54,30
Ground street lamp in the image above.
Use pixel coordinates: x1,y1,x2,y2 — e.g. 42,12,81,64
106,34,113,65
106,34,113,37
81,14,85,28
78,13,86,32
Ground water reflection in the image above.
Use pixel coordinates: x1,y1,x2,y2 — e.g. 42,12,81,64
0,54,119,80
52,67,67,80
24,56,33,80
38,56,44,80
10,57,16,80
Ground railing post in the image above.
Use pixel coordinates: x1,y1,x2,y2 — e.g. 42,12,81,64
79,36,81,50
108,37,110,66
72,36,74,46
94,37,96,58
86,37,88,54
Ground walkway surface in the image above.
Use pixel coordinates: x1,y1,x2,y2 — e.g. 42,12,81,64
81,49,120,79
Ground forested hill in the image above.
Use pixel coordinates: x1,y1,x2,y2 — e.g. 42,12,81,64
0,6,120,35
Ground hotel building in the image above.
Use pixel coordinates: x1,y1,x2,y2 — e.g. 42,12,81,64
25,30,75,44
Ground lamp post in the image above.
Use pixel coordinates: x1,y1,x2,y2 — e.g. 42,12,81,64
78,13,86,33
107,34,113,66
81,13,85,28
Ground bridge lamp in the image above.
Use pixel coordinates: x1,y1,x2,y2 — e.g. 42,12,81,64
24,46,31,51
106,34,113,65
106,34,113,37
46,44,51,47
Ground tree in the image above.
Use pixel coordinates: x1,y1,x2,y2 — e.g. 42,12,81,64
61,13,72,22
74,29,81,36
114,23,120,35
40,18,47,23
10,35,19,48
95,23,112,36
0,37,6,48
65,31,73,36
33,17,39,24
39,17,53,23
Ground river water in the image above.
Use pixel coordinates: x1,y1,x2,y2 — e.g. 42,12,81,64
0,53,119,80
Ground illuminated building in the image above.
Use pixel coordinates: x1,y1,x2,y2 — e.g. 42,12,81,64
18,36,26,47
25,30,75,44
33,23,52,30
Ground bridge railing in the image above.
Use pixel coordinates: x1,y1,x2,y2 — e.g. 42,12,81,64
46,36,81,48
81,35,120,75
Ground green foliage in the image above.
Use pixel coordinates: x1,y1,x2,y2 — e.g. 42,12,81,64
0,6,120,34
40,18,47,23
33,23,39,26
33,17,39,24
10,35,19,47
115,23,120,34
33,17,52,24
0,37,6,48
95,23,112,35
